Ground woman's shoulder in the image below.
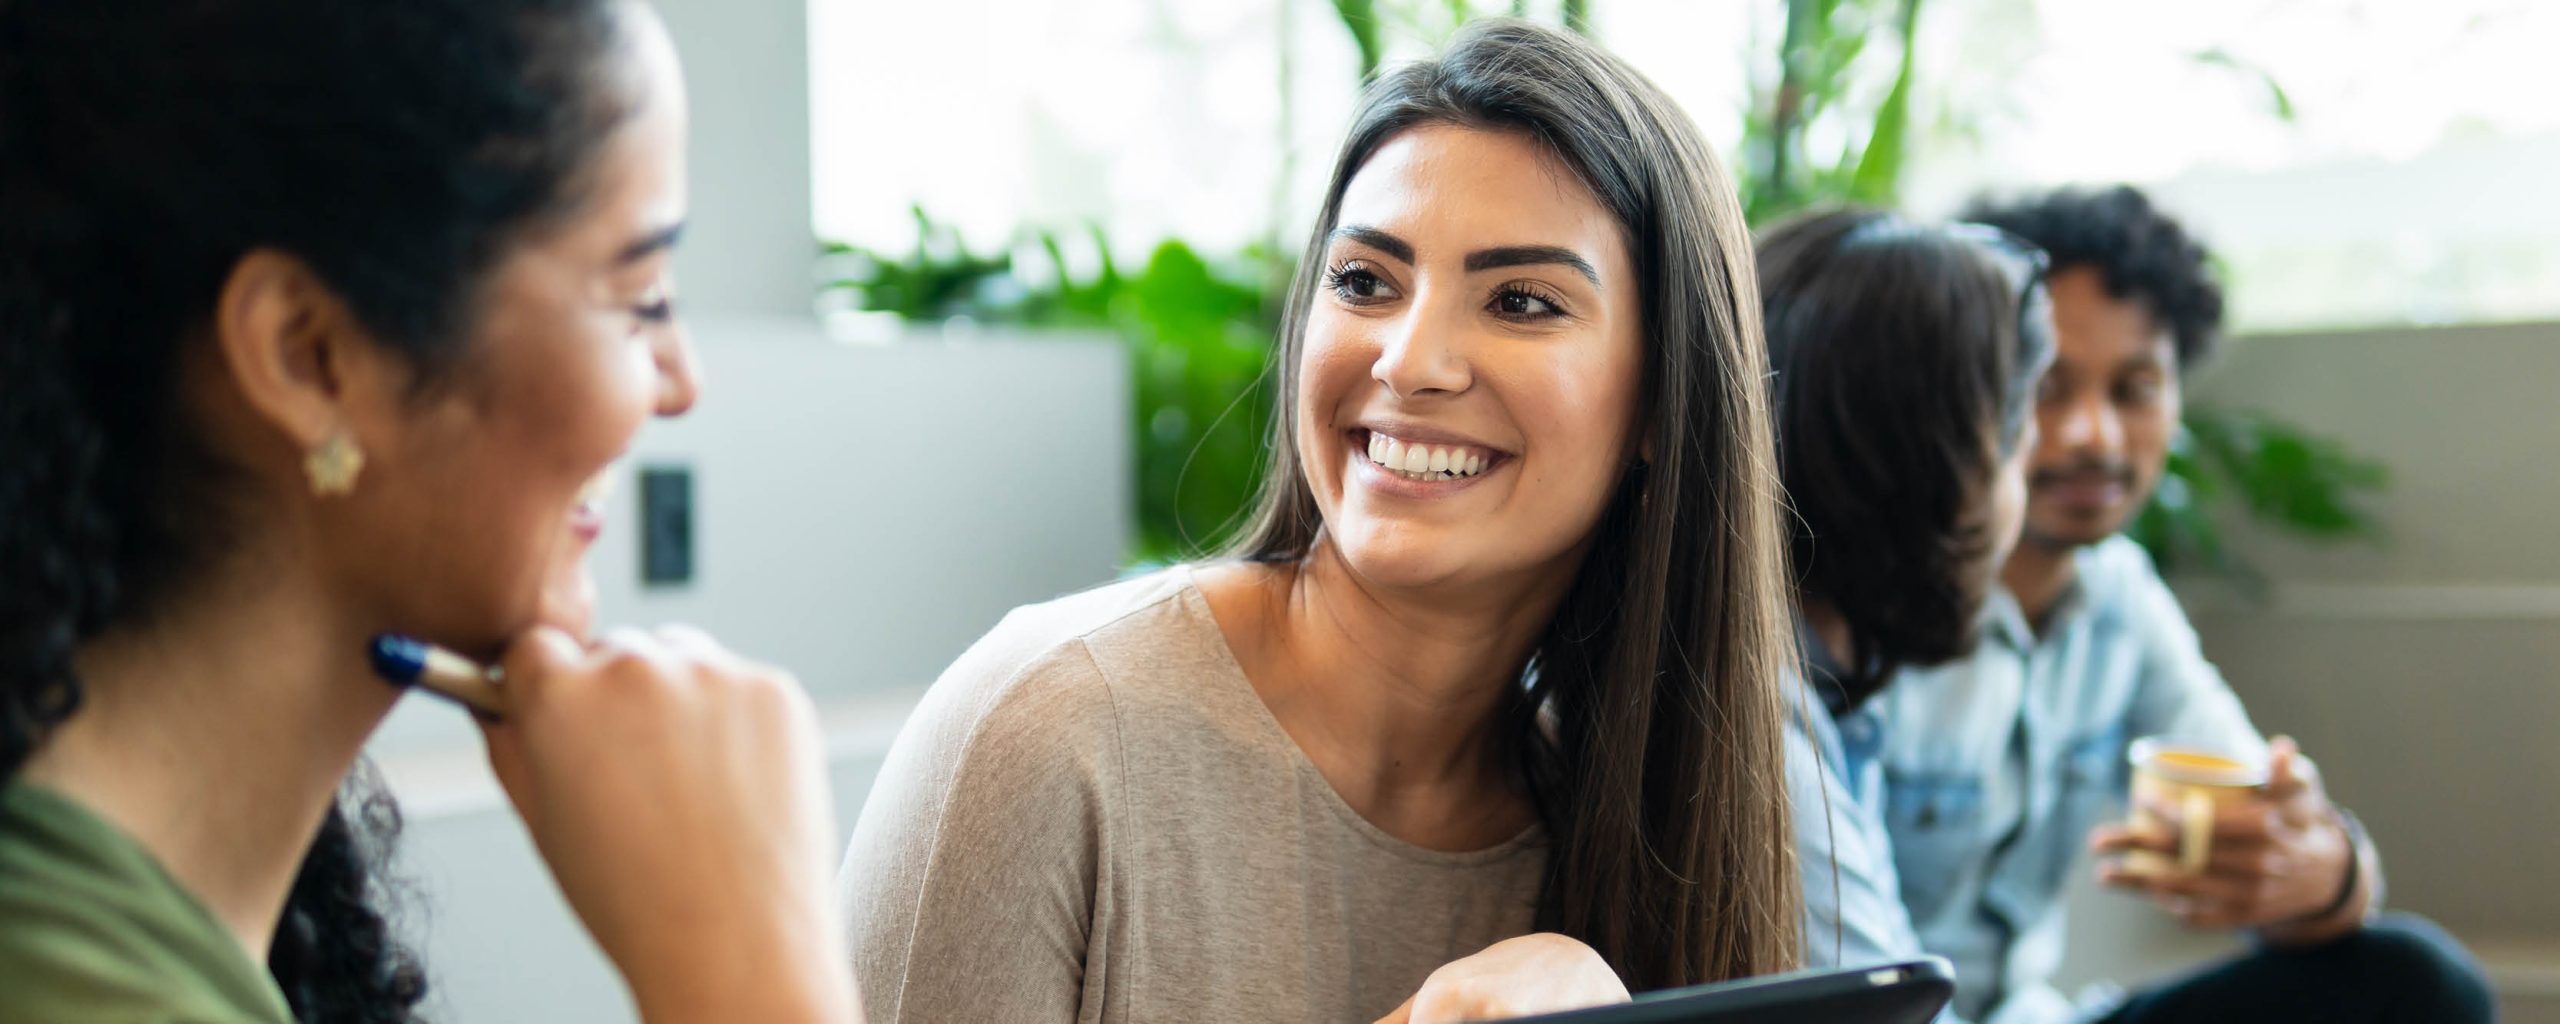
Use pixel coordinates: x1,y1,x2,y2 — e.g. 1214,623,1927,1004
966,566,1202,665
0,785,294,1023
898,567,1225,765
942,565,1207,692
942,563,1239,706
845,568,1236,908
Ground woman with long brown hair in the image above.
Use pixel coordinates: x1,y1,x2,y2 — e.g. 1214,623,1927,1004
840,18,1799,1023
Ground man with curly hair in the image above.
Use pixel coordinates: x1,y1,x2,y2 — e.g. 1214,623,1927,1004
1800,185,2494,1023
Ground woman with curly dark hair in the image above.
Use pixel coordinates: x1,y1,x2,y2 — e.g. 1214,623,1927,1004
0,2,855,1021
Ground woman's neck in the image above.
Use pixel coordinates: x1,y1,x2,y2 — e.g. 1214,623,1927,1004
20,559,400,965
1202,537,1577,850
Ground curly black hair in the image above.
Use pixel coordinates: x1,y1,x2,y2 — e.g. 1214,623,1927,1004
1961,184,2225,370
0,1,629,1020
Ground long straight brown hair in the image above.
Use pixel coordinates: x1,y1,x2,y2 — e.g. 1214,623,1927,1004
1227,18,1802,988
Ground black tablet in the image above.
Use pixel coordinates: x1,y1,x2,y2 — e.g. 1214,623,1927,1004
1506,958,1954,1024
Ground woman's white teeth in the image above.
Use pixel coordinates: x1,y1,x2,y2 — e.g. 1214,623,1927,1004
1364,431,1492,481
575,466,617,508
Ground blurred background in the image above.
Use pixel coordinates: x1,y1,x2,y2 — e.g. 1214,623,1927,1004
371,0,2560,1019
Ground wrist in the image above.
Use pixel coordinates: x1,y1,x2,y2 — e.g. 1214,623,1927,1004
2265,807,2368,943
624,921,856,1024
2309,807,2367,922
634,968,855,1024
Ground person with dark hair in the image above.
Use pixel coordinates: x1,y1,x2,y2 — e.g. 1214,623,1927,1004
839,19,1800,1024
0,2,856,1021
1761,211,2054,712
1790,184,2491,1023
1760,208,2053,992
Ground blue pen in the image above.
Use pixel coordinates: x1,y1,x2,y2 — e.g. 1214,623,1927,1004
369,634,509,720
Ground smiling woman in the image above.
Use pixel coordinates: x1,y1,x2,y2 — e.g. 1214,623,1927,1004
0,2,853,1022
839,18,1797,1024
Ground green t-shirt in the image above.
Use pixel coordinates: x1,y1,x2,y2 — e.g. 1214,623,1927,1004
0,783,294,1023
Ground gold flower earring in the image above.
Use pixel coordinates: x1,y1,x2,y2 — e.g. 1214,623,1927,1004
305,428,366,497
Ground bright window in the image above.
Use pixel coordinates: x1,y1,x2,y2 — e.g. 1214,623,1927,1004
810,0,2560,331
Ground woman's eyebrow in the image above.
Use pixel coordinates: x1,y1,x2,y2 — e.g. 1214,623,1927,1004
1329,224,1414,264
1464,244,1597,285
1329,227,1599,286
615,221,687,266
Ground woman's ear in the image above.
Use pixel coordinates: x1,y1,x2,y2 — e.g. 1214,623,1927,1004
207,249,407,468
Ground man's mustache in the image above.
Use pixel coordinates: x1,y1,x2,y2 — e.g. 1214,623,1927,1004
2030,458,2134,489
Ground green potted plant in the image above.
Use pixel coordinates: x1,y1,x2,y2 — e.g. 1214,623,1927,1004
821,0,2386,578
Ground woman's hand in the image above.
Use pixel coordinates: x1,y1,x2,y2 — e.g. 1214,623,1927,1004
481,625,858,1024
1377,933,1632,1023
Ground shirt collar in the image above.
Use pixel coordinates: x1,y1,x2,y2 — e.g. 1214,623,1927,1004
1983,587,2035,651
1987,560,2094,651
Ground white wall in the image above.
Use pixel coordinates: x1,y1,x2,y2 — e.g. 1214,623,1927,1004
656,0,813,318
2175,321,2560,940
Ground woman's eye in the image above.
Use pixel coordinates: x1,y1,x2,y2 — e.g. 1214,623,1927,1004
632,283,677,324
1490,286,1563,320
1325,262,1395,305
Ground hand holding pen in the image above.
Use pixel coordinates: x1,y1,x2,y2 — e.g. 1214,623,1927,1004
366,626,860,1022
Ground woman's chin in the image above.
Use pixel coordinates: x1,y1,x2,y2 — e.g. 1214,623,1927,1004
535,558,600,640
1333,535,1473,592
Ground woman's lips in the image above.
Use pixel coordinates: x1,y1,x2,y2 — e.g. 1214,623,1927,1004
568,499,606,544
535,465,617,640
567,465,616,544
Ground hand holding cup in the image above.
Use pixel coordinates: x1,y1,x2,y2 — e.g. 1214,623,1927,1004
2089,736,2356,933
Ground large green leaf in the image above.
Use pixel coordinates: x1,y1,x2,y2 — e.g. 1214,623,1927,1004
1333,0,1385,80
1847,0,1920,204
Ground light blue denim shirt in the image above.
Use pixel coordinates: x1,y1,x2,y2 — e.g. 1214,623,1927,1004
1790,536,2266,1024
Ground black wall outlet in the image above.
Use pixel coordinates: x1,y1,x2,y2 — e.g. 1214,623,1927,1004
639,465,693,586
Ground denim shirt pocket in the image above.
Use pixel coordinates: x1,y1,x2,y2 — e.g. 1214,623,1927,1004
1880,771,1986,923
2060,724,2128,790
2022,724,2130,898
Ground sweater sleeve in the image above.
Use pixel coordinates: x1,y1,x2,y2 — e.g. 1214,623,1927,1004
837,631,1125,1024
